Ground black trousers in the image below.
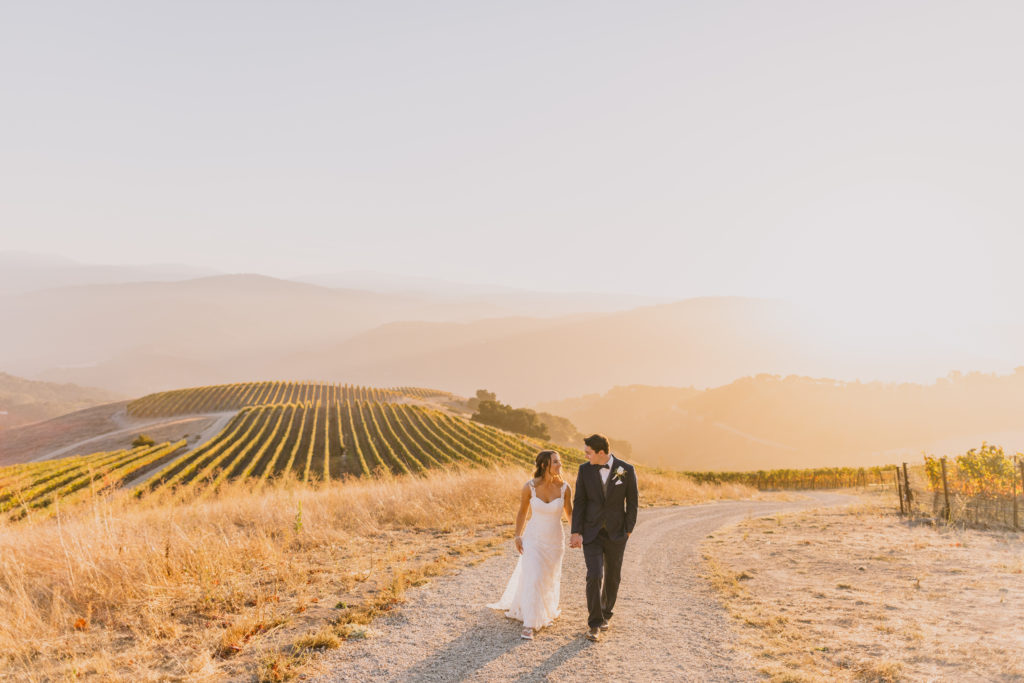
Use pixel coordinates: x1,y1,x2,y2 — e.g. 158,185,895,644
582,528,627,628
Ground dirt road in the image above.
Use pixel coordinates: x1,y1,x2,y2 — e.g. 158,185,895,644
316,493,852,682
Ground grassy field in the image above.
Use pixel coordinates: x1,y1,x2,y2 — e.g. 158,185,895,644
0,463,756,681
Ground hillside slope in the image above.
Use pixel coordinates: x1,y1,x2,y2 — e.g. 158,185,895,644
0,373,124,430
0,381,586,516
537,371,1024,470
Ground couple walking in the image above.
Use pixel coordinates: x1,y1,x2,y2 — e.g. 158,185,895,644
488,434,639,641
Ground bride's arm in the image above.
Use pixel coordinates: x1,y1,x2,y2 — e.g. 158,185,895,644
562,484,573,521
513,483,531,554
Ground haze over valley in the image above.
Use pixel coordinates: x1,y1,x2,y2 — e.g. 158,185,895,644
4,251,1024,471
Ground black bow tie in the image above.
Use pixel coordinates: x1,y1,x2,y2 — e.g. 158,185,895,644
597,463,610,470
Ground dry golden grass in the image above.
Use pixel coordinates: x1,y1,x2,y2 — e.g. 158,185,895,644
0,464,757,681
703,491,1024,682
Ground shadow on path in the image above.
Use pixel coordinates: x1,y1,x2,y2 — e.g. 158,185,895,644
400,612,531,682
513,637,592,682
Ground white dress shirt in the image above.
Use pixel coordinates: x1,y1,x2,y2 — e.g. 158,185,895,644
598,454,615,486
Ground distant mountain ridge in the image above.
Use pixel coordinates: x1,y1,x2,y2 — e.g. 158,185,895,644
0,372,123,429
1,274,490,393
5,266,831,400
280,297,840,404
0,251,222,294
1,257,678,397
536,371,1024,470
292,270,667,315
4,253,1024,408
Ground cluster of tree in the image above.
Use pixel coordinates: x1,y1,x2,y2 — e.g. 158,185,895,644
468,390,633,457
466,389,496,411
470,390,550,439
534,411,576,443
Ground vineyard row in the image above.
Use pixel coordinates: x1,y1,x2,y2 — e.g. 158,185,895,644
145,401,548,496
127,381,410,417
683,465,897,490
0,441,186,520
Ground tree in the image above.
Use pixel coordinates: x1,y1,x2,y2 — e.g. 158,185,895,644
467,388,498,411
472,398,550,439
535,411,577,444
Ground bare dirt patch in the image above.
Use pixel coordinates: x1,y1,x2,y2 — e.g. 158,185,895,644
0,402,130,464
703,491,1024,682
0,402,221,466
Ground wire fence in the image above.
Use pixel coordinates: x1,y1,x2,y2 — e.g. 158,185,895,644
894,443,1024,531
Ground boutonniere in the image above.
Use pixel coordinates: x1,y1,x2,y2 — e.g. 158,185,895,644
612,466,626,482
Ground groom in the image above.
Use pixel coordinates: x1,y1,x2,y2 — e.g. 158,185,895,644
569,434,638,641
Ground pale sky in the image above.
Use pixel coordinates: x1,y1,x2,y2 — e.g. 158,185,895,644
2,1,1022,320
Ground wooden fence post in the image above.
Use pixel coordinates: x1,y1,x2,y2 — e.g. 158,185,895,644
940,456,951,523
895,467,905,516
1014,455,1020,531
902,462,913,513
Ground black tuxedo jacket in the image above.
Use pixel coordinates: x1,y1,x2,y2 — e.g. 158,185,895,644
571,457,639,544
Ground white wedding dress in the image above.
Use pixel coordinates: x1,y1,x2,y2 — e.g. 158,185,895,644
487,481,567,629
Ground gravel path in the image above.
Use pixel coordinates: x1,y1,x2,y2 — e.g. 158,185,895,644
122,411,237,488
316,493,853,682
27,409,235,463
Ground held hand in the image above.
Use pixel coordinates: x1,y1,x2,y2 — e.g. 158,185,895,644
514,536,524,554
569,533,583,548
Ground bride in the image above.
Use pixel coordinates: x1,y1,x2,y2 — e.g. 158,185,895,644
488,450,573,640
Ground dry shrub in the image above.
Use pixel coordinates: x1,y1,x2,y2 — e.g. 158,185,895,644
291,628,340,652
217,613,289,658
853,659,903,682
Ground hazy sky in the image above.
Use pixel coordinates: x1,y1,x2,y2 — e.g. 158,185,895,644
2,1,1022,317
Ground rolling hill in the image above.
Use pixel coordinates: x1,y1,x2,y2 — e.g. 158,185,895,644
6,258,1022,409
0,251,221,295
0,274,496,395
0,270,651,398
281,297,840,404
0,372,124,430
5,280,841,402
536,370,1024,470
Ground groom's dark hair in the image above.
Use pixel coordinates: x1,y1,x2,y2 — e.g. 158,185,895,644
583,434,609,455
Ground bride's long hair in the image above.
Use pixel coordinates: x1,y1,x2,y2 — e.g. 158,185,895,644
534,450,563,484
